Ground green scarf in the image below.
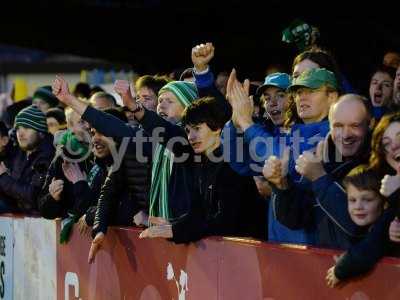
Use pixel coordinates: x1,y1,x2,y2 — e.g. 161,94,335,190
149,81,198,222
148,144,174,220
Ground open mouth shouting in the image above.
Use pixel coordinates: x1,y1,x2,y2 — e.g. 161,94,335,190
373,92,383,105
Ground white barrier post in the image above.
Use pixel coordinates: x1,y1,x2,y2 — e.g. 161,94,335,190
0,217,14,300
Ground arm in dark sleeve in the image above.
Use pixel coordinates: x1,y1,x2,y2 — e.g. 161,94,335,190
334,208,395,280
85,206,97,227
38,156,72,219
91,168,120,237
82,106,140,138
273,182,315,230
38,170,65,218
139,110,193,157
0,157,49,212
82,105,153,157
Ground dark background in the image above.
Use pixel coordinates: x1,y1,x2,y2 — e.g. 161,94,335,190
1,0,399,94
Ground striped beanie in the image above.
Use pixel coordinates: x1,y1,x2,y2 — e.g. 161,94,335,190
33,86,59,107
158,81,198,108
14,105,48,133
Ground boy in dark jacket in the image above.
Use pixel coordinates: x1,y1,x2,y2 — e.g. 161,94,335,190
0,105,55,213
326,166,387,287
138,97,264,243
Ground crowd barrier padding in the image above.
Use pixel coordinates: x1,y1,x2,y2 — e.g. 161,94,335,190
1,214,400,300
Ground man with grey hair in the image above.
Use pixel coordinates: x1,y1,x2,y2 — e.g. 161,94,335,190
89,92,117,110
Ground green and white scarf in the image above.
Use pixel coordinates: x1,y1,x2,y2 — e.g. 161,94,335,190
148,144,174,220
148,80,198,222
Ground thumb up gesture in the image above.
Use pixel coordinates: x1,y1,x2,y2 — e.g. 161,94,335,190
295,140,327,182
262,147,290,189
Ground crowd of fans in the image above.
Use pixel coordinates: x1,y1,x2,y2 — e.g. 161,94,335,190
1,38,400,288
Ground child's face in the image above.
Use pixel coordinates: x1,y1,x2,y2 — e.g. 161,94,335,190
347,184,383,227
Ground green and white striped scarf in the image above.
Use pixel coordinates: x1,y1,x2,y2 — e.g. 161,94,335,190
149,81,198,222
149,144,174,220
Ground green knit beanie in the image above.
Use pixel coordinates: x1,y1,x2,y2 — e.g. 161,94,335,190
14,105,48,133
33,86,59,107
158,81,198,108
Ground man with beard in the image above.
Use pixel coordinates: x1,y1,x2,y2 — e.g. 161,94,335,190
264,94,373,249
0,105,54,213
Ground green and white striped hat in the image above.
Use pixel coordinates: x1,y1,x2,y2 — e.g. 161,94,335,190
158,81,198,108
14,105,48,133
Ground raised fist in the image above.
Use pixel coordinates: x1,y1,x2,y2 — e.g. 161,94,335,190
191,42,215,72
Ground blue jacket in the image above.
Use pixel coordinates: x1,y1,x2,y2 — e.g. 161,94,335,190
223,115,330,245
199,67,332,244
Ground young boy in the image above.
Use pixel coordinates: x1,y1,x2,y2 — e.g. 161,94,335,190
326,165,386,287
139,97,265,242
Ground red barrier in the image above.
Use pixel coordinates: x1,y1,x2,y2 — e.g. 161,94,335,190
57,224,400,300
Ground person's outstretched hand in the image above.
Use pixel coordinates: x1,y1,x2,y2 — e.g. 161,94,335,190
114,80,136,111
226,69,253,130
139,216,172,239
88,232,105,264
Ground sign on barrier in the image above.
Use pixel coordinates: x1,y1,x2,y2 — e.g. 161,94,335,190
0,217,13,300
